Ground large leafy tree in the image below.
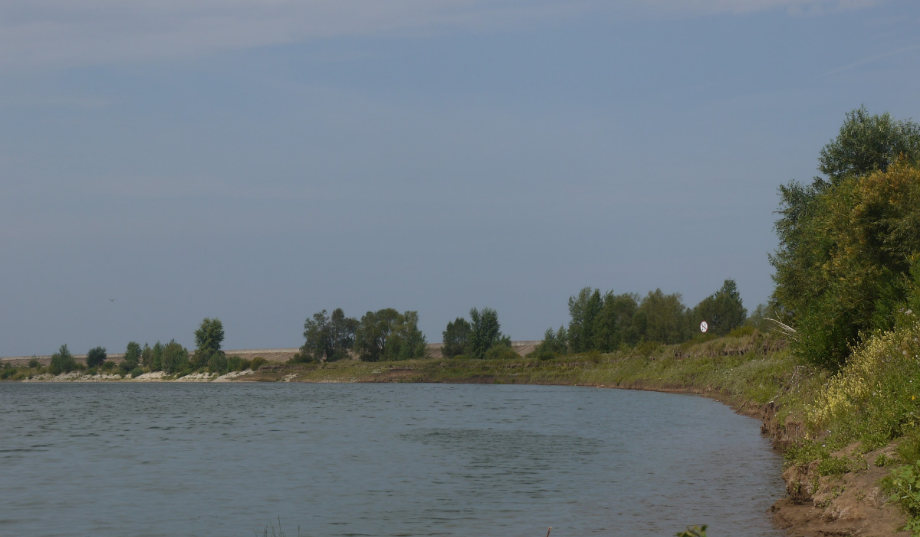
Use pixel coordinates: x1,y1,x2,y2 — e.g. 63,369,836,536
442,317,472,358
692,280,747,336
771,108,920,368
301,308,359,362
161,340,189,374
354,309,427,362
193,318,225,368
86,346,107,368
593,292,640,351
123,342,142,370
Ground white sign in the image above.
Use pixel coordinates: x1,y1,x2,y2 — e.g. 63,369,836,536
700,321,708,333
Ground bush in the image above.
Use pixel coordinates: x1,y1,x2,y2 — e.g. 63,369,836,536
240,358,251,370
227,355,243,371
101,361,115,371
209,352,228,374
884,461,920,534
86,346,107,368
130,367,144,378
49,344,77,375
536,349,556,361
250,357,268,370
85,367,97,376
484,345,519,360
288,352,315,364
27,357,40,369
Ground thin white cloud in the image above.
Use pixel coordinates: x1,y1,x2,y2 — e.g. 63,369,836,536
0,0,882,69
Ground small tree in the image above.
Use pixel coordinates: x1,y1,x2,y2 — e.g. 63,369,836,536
86,346,107,368
468,308,510,359
49,344,77,374
442,317,472,358
193,318,225,368
161,340,189,374
123,342,142,370
693,280,747,336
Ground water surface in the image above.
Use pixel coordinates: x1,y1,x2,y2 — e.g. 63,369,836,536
0,383,784,536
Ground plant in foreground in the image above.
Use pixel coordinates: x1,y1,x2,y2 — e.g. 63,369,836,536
676,525,707,537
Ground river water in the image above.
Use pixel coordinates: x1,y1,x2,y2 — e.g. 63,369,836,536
0,383,784,537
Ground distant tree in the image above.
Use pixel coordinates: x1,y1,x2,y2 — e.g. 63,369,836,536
635,289,689,344
468,307,510,360
566,288,592,353
692,280,747,336
86,346,107,368
193,318,225,368
149,342,164,371
141,343,152,368
442,317,472,358
302,308,359,362
123,342,142,370
593,291,640,352
49,344,77,374
818,106,920,184
354,308,426,362
161,340,189,374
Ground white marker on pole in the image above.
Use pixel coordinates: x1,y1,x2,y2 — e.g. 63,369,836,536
700,321,709,333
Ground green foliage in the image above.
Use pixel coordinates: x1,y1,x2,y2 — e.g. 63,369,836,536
692,280,747,336
209,352,228,374
593,292,640,351
675,525,707,537
27,357,40,369
288,351,317,364
86,346,107,368
885,461,920,535
876,454,897,467
301,308,358,362
533,326,568,357
818,106,920,183
484,344,518,360
123,341,142,370
467,307,509,359
354,309,427,361
442,317,472,358
101,361,115,371
160,340,189,374
771,108,920,369
635,289,690,344
49,344,77,374
146,342,164,371
193,317,225,368
250,357,268,370
130,367,144,378
817,456,851,477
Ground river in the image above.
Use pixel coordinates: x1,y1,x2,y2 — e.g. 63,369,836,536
0,383,784,536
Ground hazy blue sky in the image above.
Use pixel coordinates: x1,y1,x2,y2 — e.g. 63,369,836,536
1,0,918,356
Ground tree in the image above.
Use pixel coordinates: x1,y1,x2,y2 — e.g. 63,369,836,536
818,106,920,184
161,340,189,374
635,289,689,344
301,309,359,362
124,342,142,370
692,280,747,336
442,317,472,358
86,346,107,368
566,288,592,353
49,344,77,374
593,292,640,352
354,309,426,362
468,307,510,359
193,318,225,368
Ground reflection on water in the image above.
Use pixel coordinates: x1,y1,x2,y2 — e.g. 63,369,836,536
0,383,784,537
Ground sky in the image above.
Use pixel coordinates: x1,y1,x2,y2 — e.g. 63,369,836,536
1,0,919,356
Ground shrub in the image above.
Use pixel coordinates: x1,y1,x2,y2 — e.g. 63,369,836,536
250,357,268,370
1,367,17,380
86,347,107,368
27,357,40,368
101,361,116,371
536,349,556,361
884,461,920,534
49,344,77,374
288,352,315,364
209,352,228,374
85,367,97,376
227,355,243,371
240,358,251,370
130,367,144,378
484,345,519,360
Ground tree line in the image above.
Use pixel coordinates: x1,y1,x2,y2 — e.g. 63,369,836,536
293,308,427,362
531,279,749,359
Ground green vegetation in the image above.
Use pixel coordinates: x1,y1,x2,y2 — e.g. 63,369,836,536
194,317,226,371
441,317,471,358
354,308,427,362
85,346,107,368
49,344,77,374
